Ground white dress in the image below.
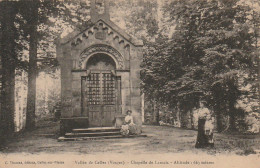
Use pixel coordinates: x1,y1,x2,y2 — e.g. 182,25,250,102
125,115,134,125
198,107,210,119
205,120,214,134
120,115,137,135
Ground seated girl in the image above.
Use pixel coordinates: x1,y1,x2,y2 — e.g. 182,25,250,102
204,115,214,147
120,110,137,136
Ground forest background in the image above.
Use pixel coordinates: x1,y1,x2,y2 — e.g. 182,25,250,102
0,0,259,142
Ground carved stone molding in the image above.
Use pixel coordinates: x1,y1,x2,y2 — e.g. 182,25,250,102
79,44,124,69
71,20,132,49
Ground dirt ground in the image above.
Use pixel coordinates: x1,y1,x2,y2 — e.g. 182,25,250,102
1,119,260,156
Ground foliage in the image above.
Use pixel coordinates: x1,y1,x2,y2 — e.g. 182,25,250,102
1,0,258,133
141,0,259,132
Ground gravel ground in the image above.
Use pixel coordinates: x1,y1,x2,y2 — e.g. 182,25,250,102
1,119,260,156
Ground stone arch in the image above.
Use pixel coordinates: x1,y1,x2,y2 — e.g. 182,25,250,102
86,53,116,70
82,52,118,70
79,44,124,69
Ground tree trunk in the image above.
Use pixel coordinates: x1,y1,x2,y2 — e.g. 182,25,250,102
44,73,49,115
215,99,223,132
190,109,194,129
0,2,17,135
228,112,236,131
226,78,239,132
152,100,159,125
216,110,222,132
228,102,236,132
25,2,38,130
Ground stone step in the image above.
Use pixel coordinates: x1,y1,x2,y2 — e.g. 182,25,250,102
58,134,147,142
65,131,121,138
72,127,120,133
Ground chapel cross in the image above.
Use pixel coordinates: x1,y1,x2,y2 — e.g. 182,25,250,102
90,0,110,22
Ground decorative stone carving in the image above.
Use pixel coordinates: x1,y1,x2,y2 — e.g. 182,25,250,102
79,44,124,69
95,30,106,40
71,21,131,49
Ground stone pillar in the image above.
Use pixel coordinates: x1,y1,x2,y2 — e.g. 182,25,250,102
58,43,73,118
141,93,145,123
71,72,82,117
130,47,142,127
117,71,131,115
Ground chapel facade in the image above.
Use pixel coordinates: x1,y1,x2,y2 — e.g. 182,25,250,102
56,0,143,134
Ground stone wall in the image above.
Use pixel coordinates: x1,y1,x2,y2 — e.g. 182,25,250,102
56,20,143,130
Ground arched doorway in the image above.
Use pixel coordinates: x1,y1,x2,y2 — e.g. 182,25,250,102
81,53,121,127
86,53,116,70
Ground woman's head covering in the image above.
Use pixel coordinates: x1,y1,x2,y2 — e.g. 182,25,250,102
126,110,132,115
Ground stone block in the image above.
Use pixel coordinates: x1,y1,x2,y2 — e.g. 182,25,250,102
60,117,89,135
72,72,82,80
72,90,81,97
73,105,81,117
115,115,125,128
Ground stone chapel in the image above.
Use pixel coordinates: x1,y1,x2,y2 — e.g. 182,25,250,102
56,0,143,135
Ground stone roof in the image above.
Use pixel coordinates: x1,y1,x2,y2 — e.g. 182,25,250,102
57,18,143,47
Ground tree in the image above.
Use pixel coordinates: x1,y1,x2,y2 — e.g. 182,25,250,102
140,0,257,131
18,0,91,129
0,1,19,135
20,1,40,130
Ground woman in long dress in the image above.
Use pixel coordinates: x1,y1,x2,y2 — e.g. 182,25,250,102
195,101,214,148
